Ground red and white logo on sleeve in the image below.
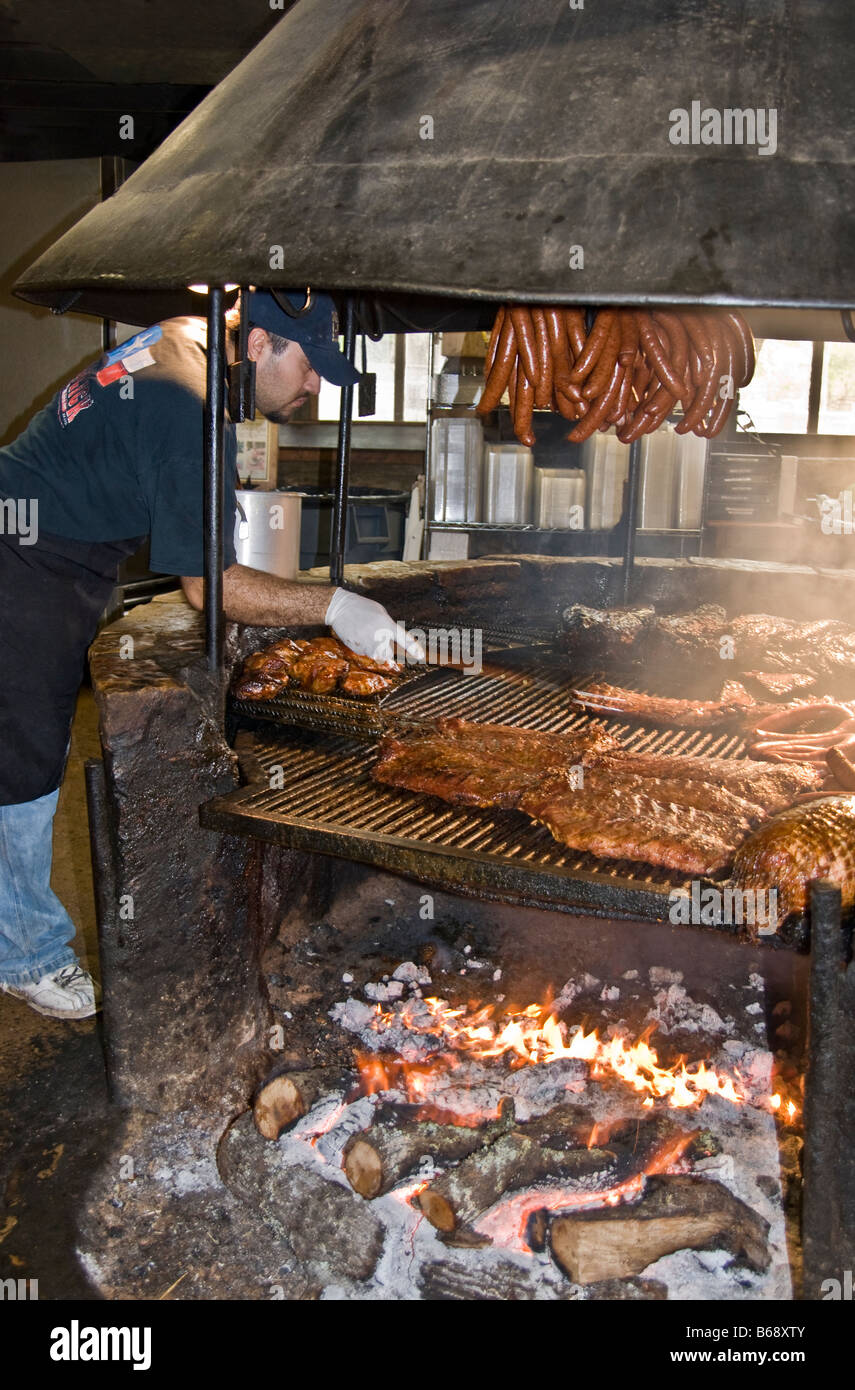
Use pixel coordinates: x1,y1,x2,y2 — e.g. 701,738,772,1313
58,372,95,428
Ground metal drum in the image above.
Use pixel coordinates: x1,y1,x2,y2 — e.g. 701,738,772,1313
234,490,302,579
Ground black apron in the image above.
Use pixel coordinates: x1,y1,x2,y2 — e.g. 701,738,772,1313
0,528,143,806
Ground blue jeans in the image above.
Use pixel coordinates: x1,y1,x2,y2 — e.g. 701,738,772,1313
0,790,78,986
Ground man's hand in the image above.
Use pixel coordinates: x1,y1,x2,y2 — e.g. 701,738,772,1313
325,589,425,664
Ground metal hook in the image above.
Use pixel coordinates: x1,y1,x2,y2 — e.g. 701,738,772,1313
271,287,314,318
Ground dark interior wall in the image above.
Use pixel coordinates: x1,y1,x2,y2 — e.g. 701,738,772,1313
0,158,102,445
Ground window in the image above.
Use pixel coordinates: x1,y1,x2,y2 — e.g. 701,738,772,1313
818,341,855,434
737,338,813,434
316,333,432,423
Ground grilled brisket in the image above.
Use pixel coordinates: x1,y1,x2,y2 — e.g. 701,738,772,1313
371,718,821,873
561,604,855,689
372,718,619,808
597,750,820,810
518,775,737,875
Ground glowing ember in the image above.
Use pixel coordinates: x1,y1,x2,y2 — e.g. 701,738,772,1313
476,1129,697,1252
362,997,751,1111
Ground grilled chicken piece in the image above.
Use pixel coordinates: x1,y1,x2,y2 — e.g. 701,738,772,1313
290,654,349,694
340,670,393,696
339,643,402,675
233,675,289,700
234,629,403,700
731,794,855,923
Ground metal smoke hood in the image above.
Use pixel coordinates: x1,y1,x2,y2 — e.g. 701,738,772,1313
13,0,855,323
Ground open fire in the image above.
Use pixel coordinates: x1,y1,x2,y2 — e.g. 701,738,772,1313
356,995,764,1113
233,954,797,1298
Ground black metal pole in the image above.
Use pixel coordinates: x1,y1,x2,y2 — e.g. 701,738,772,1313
621,437,642,604
802,878,854,1297
330,297,357,586
84,758,120,1100
204,286,226,671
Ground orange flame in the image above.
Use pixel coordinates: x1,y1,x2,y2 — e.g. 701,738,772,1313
361,997,750,1111
476,1129,698,1252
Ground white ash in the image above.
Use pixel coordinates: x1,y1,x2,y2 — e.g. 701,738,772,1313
747,973,764,991
463,944,471,955
331,997,377,1033
503,1058,588,1119
647,984,733,1037
600,985,620,1002
622,970,639,981
310,1096,376,1168
693,1152,736,1182
392,961,432,985
745,1001,763,1015
722,1041,774,1099
649,966,684,986
341,973,354,984
311,961,792,1301
365,980,405,1002
493,969,502,982
553,973,600,1012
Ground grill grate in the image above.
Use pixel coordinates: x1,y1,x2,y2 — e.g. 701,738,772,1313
205,658,754,926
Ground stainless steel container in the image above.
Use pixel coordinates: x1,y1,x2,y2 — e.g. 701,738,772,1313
483,445,533,524
673,433,708,529
234,489,301,578
636,426,677,530
429,417,483,522
534,468,586,529
585,432,629,529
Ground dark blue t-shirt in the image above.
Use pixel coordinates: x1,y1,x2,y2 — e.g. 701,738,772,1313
0,316,237,576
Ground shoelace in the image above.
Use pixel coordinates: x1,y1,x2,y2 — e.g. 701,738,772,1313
53,964,89,990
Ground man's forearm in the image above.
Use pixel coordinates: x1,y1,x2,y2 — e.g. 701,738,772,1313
183,564,335,627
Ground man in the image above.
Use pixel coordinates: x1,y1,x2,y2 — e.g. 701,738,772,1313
0,289,420,1021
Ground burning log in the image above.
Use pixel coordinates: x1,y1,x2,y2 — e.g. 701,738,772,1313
343,1099,515,1199
252,1066,346,1141
548,1175,769,1284
415,1130,617,1234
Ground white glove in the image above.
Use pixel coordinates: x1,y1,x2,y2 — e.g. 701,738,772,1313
326,589,426,665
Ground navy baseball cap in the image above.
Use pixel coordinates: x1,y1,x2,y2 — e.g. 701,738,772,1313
246,289,360,387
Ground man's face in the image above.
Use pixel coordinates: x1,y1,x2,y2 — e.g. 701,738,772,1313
249,329,321,425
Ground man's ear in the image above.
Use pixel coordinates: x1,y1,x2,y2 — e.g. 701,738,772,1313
246,326,269,361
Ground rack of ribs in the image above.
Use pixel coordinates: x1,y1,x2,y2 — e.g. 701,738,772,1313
371,717,620,809
371,718,822,873
570,681,780,729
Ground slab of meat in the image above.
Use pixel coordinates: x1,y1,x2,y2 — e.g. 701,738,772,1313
560,604,656,665
518,774,738,876
743,671,818,698
561,603,855,690
570,681,777,728
732,794,855,922
372,717,619,809
573,767,763,831
598,750,821,810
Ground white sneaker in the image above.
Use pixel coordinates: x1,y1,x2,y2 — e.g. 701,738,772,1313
1,963,101,1019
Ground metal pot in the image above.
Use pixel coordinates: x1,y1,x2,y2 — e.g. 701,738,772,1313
234,490,302,579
